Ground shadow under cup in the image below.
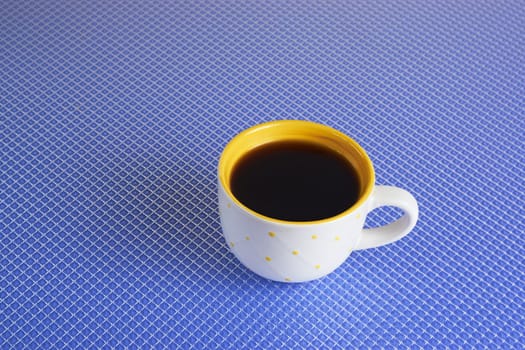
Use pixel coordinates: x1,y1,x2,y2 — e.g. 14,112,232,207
218,120,375,224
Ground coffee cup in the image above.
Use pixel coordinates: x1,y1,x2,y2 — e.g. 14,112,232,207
218,120,418,282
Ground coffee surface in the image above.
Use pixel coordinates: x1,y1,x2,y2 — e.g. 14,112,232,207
231,140,360,221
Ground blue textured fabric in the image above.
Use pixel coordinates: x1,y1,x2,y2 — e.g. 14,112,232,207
1,0,523,348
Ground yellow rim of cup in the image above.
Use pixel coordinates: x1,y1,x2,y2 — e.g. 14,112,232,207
218,120,375,225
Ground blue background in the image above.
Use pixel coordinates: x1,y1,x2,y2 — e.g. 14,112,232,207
1,0,523,348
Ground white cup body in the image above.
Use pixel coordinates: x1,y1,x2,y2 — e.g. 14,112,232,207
218,183,370,282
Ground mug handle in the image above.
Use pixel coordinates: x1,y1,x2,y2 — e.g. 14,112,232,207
355,185,419,250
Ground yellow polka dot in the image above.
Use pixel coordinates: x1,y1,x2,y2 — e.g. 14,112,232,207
285,278,291,282
245,236,250,240
356,213,361,219
335,236,341,241
311,234,318,240
315,264,321,269
227,203,231,208
229,242,235,248
268,231,276,237
292,250,299,255
265,256,272,262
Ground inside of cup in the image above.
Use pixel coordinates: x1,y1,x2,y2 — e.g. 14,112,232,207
218,120,375,222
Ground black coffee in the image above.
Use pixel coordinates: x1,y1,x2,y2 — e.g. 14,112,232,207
231,140,361,221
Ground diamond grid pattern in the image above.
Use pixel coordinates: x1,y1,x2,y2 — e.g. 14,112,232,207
1,0,524,348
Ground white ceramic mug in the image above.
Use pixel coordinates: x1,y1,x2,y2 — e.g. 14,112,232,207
218,120,418,283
